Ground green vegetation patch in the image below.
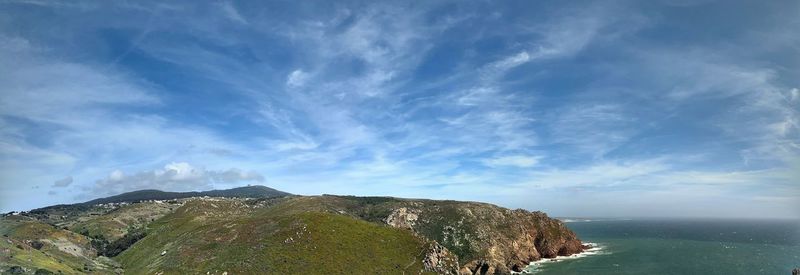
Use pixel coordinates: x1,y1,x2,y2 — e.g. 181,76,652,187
116,199,435,275
261,212,433,274
1,217,119,274
71,202,175,242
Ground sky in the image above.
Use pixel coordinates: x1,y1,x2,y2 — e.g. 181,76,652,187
0,0,798,218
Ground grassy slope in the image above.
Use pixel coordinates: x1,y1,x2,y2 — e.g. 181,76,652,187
70,202,176,242
6,193,576,274
116,199,436,275
262,196,487,262
0,236,78,274
26,204,108,230
0,216,118,274
259,195,581,269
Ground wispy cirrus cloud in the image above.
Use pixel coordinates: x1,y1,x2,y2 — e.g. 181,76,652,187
483,155,541,168
0,0,797,218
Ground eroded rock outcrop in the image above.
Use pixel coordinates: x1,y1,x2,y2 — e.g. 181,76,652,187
384,207,419,230
382,202,584,274
423,241,460,274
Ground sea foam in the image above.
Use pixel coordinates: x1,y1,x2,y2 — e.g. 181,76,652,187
513,243,607,274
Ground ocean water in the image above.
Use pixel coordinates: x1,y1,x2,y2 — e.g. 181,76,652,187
525,219,800,274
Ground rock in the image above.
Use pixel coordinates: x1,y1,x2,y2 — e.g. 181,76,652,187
423,241,459,274
384,207,419,230
793,268,799,275
385,203,584,274
30,240,45,250
460,260,505,275
6,266,25,274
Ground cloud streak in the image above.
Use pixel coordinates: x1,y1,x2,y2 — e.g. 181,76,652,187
0,0,797,218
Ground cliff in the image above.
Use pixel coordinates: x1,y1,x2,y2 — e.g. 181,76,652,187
3,188,584,274
314,196,584,274
387,204,583,274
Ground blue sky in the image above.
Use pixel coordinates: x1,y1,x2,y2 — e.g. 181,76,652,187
0,0,797,218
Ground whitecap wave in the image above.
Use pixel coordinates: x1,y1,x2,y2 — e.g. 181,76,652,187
513,242,608,274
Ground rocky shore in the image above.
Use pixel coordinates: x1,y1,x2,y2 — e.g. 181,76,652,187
3,188,586,275
377,199,585,274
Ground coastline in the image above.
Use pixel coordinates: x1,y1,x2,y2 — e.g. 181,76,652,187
514,243,605,274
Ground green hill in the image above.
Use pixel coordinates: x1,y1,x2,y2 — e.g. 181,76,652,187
83,185,290,205
116,199,450,274
0,216,120,274
3,186,584,274
69,201,175,242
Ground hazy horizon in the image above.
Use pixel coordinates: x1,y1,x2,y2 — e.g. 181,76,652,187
1,0,798,219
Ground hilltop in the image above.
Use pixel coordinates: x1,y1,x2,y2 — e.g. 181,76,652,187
1,186,584,274
83,185,291,205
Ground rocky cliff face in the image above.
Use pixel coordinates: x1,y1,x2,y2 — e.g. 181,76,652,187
384,207,419,230
423,241,461,274
10,192,584,275
380,200,584,274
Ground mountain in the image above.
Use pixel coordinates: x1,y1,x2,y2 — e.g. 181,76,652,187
83,185,291,205
2,187,584,274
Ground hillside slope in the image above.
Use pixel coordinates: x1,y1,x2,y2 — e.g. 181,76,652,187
24,185,290,229
83,185,290,205
0,216,119,274
5,186,584,274
70,201,177,242
116,198,456,274
115,195,582,274
257,195,584,273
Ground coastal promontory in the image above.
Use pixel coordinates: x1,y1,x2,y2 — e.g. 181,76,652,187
1,186,584,274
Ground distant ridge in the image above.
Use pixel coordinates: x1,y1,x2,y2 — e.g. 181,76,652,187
82,185,291,205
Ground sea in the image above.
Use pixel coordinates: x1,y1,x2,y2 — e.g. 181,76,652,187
523,218,800,274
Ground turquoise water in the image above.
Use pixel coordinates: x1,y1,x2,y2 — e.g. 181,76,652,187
527,219,800,274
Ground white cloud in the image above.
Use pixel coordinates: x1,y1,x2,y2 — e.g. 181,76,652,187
655,56,778,100
109,170,124,181
1,1,797,219
274,140,319,151
219,1,247,24
0,38,159,126
522,6,622,61
521,159,671,189
483,51,531,79
439,109,537,151
483,155,541,168
633,50,800,164
548,104,634,158
93,162,264,195
52,176,73,187
455,87,498,107
0,34,272,209
286,69,309,88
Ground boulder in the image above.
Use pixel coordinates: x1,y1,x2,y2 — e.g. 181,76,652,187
384,207,419,230
423,241,460,274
